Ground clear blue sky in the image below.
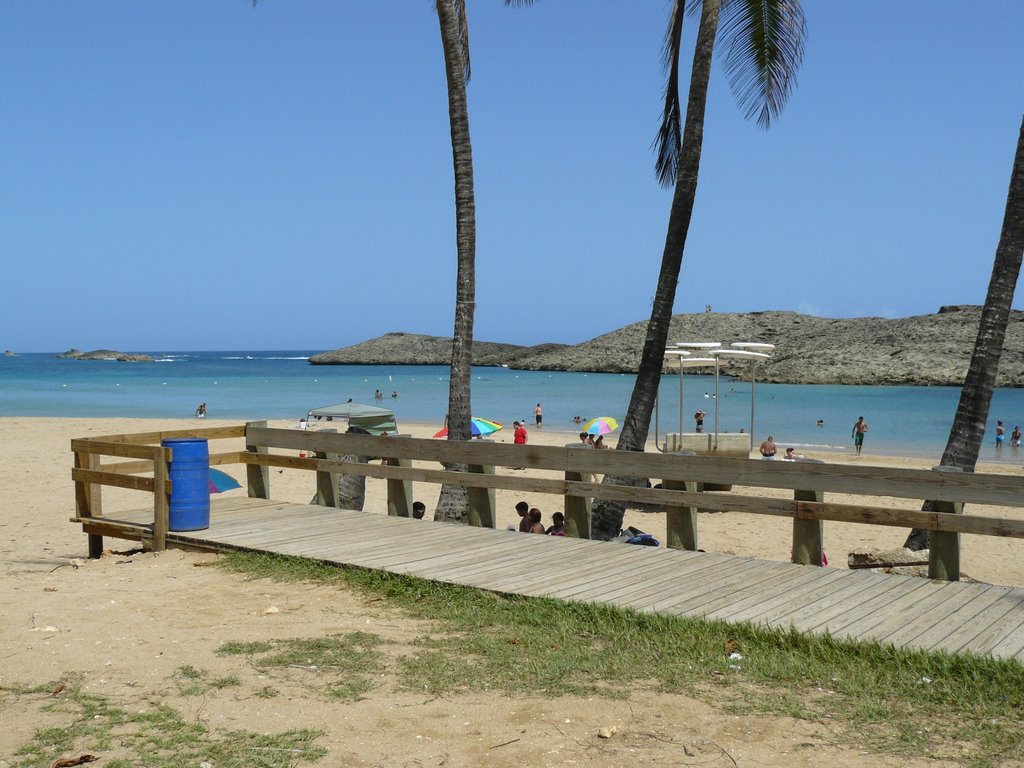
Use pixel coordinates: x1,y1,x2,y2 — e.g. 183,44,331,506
2,1,1022,352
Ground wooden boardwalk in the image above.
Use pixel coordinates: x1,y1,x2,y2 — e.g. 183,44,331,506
98,497,1024,662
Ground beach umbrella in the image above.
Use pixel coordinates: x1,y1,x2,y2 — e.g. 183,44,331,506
209,468,242,494
582,416,619,435
433,417,503,439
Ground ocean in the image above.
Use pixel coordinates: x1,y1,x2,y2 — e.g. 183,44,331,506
2,351,1023,463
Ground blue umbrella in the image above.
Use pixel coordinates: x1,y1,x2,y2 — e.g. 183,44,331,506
209,468,242,494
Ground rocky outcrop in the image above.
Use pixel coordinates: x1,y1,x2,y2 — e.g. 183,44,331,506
308,333,567,367
309,306,1024,387
55,349,154,362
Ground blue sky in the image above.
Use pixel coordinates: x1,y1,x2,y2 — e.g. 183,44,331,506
2,1,1021,352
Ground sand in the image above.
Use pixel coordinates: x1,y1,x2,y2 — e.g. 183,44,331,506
2,416,1020,766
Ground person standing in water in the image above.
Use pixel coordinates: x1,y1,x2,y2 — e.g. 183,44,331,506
851,416,868,455
996,420,1006,447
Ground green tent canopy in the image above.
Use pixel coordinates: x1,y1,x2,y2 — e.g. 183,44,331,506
306,402,398,436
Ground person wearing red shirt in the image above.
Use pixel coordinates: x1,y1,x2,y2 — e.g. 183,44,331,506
513,421,528,445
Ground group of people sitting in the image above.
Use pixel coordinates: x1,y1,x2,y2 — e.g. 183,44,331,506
578,432,608,448
514,501,567,536
759,435,805,460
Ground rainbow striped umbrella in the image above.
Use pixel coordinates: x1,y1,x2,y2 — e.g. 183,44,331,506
582,416,619,436
433,417,503,438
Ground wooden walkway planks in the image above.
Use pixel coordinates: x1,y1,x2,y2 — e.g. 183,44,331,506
103,497,1024,662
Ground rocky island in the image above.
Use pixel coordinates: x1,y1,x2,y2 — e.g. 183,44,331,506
55,348,155,363
309,306,1024,387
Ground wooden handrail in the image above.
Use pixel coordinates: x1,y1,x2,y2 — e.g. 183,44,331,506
70,422,1024,581
244,427,1024,508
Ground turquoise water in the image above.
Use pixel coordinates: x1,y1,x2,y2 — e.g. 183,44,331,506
2,351,1023,463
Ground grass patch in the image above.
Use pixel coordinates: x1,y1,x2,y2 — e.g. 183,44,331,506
172,665,242,697
5,683,325,768
220,550,1024,765
215,631,386,702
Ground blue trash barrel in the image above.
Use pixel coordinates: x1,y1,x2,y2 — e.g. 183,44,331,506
162,437,210,531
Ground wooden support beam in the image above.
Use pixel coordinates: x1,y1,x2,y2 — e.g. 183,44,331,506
664,478,699,551
792,488,825,566
314,429,340,508
152,445,169,552
74,449,104,559
71,468,156,492
88,425,245,444
245,421,270,500
466,464,496,528
928,466,966,582
385,457,414,518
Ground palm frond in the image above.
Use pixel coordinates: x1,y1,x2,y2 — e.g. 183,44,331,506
718,0,806,128
503,0,537,6
653,0,686,188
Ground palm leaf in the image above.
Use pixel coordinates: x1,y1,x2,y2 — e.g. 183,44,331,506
653,0,686,188
718,0,806,128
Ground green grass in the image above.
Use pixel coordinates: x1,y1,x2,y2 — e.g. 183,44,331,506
219,550,1024,766
4,683,325,768
215,631,387,702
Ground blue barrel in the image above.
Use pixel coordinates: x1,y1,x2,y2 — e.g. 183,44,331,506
162,438,210,531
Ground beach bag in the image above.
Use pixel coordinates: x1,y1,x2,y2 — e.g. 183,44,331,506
625,533,659,547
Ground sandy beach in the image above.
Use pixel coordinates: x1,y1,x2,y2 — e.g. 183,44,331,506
2,416,1021,766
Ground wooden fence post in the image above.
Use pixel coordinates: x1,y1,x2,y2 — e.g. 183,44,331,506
791,458,825,566
386,456,414,517
466,463,496,528
664,479,699,551
563,444,592,539
152,445,169,552
74,449,104,559
245,420,270,500
662,451,699,551
928,465,964,581
314,429,340,507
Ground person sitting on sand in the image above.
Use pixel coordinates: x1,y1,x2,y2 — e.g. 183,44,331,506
784,447,804,461
593,435,608,449
528,508,545,534
516,501,532,532
546,512,567,537
579,432,590,444
412,501,426,520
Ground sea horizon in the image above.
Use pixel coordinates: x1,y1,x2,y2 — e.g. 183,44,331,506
3,350,1024,465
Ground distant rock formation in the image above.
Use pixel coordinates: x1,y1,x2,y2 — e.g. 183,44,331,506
309,306,1024,387
309,333,567,367
55,348,154,363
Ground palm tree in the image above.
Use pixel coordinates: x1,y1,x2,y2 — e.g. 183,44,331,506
903,116,1024,551
591,0,806,539
433,0,532,522
431,0,477,522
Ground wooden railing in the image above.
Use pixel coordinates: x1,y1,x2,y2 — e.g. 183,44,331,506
71,423,1024,581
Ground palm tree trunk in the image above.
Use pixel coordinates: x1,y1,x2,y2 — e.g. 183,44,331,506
434,0,477,522
592,0,722,540
904,116,1024,550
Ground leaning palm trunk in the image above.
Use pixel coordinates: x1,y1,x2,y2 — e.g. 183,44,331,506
336,454,368,510
434,0,477,522
904,116,1024,550
591,0,722,540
